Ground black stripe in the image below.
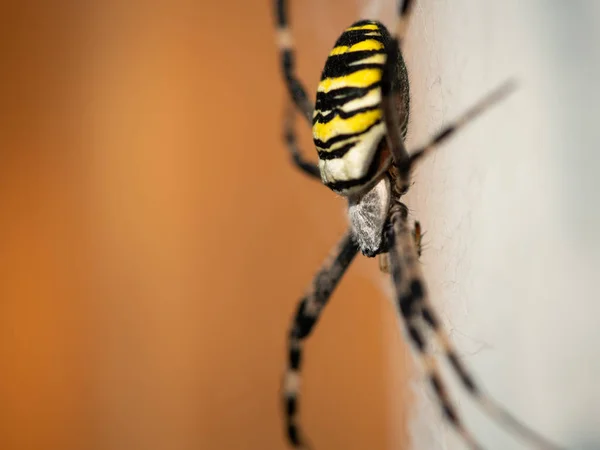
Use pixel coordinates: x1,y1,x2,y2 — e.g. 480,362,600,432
321,62,383,81
421,308,439,328
399,295,413,316
282,48,292,71
327,49,385,66
334,29,386,48
320,50,385,80
410,279,424,300
329,48,385,62
275,0,286,27
334,20,393,48
316,141,356,160
430,374,444,397
400,0,413,16
289,346,301,370
447,352,478,394
336,234,359,267
286,396,297,416
291,298,316,340
315,82,381,111
350,19,378,27
287,424,300,446
443,404,459,424
408,325,425,352
313,104,379,125
433,125,456,144
324,137,388,192
281,49,310,118
314,118,382,150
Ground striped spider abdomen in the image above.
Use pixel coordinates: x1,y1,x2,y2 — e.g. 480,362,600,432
313,20,409,196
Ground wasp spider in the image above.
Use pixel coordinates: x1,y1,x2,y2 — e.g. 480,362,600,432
274,1,562,449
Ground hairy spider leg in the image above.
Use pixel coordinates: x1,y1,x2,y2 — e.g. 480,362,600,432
388,210,484,450
274,0,313,124
401,82,564,450
407,80,517,170
284,101,322,179
282,231,359,448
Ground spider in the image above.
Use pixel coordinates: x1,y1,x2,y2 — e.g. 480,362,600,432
273,1,563,449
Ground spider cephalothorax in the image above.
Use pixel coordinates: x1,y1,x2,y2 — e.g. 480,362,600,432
273,1,562,449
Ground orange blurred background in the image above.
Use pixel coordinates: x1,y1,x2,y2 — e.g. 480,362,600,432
0,1,412,449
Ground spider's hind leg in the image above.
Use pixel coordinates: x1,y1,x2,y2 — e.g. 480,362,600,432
389,209,563,450
387,211,484,450
283,231,359,448
419,291,564,449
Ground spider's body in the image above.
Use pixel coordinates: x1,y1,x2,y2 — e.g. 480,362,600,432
313,20,411,257
274,1,560,449
313,20,409,197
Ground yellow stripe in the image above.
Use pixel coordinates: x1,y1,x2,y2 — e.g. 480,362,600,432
348,53,386,65
329,39,384,56
318,68,382,93
313,109,381,143
345,24,379,31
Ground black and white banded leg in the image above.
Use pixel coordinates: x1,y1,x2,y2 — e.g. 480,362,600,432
388,210,563,450
387,210,484,450
284,101,321,179
417,289,563,450
275,0,321,180
283,231,359,448
407,80,518,170
274,0,313,124
379,220,422,274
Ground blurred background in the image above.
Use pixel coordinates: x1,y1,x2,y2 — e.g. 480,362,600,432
1,1,599,450
0,1,410,449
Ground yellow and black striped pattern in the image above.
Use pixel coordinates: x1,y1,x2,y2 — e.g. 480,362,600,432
313,21,393,195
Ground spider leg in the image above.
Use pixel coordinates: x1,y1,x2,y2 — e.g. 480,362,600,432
274,0,320,180
378,220,421,273
283,231,359,448
381,0,416,178
388,211,484,450
407,80,517,170
274,0,313,124
418,302,564,450
283,101,321,180
390,211,563,450
412,220,422,257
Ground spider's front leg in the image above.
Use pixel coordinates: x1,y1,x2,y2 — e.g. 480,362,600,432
282,231,358,448
283,102,321,180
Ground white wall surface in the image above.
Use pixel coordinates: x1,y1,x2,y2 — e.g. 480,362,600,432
362,1,600,449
